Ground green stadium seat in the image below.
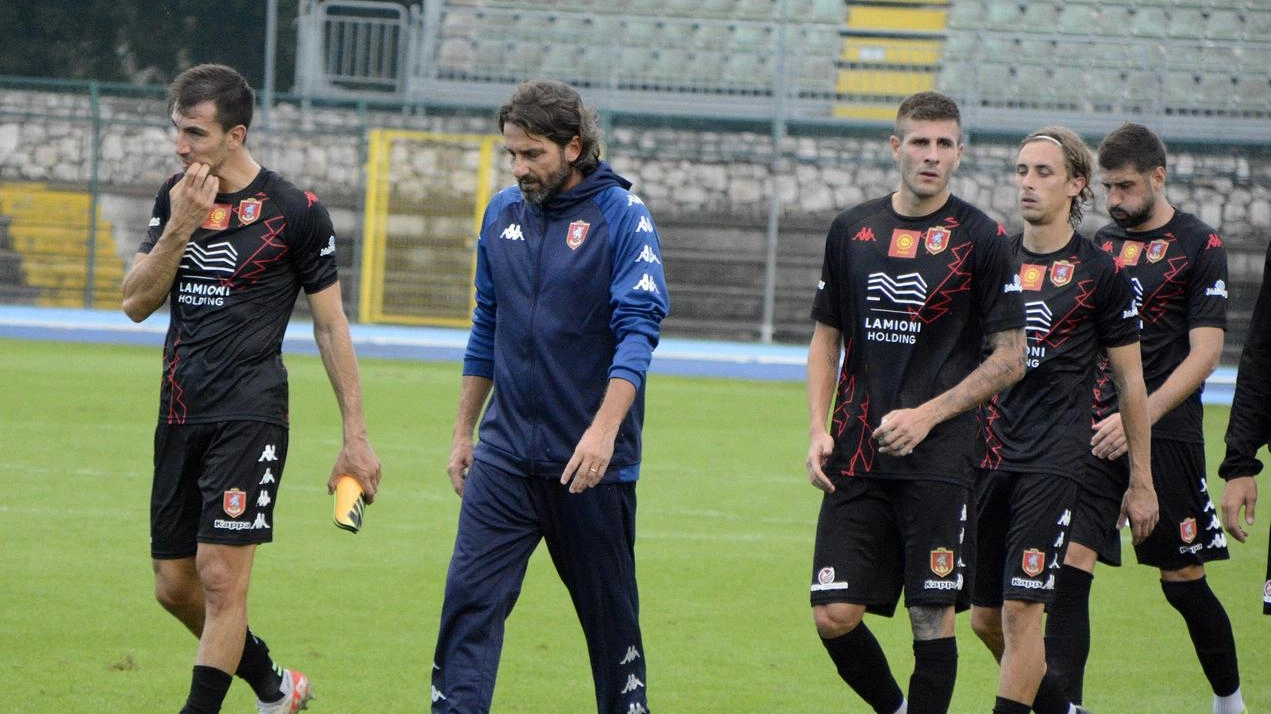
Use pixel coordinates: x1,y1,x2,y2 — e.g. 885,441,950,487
984,0,1022,31
1058,5,1096,34
619,18,662,47
946,1,985,30
1130,7,1167,38
737,0,777,21
1204,9,1242,40
1168,8,1206,39
1095,6,1132,36
1247,8,1271,37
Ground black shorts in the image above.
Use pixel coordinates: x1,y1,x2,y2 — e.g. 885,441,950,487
972,470,1077,607
150,421,289,559
811,476,971,617
1071,439,1227,571
1264,523,1270,615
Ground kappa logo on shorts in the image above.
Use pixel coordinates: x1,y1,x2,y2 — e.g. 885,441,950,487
930,548,955,578
223,488,247,518
1180,517,1198,544
1021,548,1045,578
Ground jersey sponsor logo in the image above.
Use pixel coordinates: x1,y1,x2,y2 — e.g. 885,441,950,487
1025,301,1052,352
500,223,524,241
236,198,262,225
202,203,232,230
1180,517,1198,544
223,488,247,518
632,273,661,294
636,215,654,233
635,244,661,264
1146,239,1169,263
320,235,336,257
177,278,231,308
888,229,920,258
1205,279,1229,299
1119,241,1143,266
811,566,848,592
930,548,955,577
619,645,642,665
852,226,876,242
924,226,950,255
1050,260,1074,287
1206,233,1223,249
1021,548,1045,577
867,272,928,307
182,241,239,273
566,220,590,250
1020,264,1046,291
1004,274,1023,293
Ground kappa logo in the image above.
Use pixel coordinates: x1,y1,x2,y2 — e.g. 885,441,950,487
627,194,645,206
636,215,654,233
182,241,239,273
500,223,525,241
320,235,336,257
635,244,662,264
149,216,161,227
632,273,660,294
1206,233,1223,249
866,271,928,307
620,646,642,665
853,226,876,242
431,686,447,704
256,490,272,508
259,468,276,485
1206,279,1229,299
252,512,270,530
627,705,649,714
817,280,826,290
620,674,645,694
259,444,278,462
1057,509,1071,526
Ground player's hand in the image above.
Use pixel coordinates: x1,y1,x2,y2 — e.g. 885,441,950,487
1090,413,1127,460
1221,476,1258,543
328,434,381,504
1119,477,1158,545
561,424,615,494
806,430,835,493
446,437,474,497
874,408,932,458
168,162,219,236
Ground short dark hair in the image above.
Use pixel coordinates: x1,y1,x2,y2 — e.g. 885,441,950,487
498,79,602,175
1022,126,1094,228
895,91,961,138
168,63,255,134
1097,122,1167,174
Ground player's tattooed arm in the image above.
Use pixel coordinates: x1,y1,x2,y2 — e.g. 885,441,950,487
876,327,1025,457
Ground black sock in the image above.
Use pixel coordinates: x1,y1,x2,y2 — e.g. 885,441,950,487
908,637,957,714
995,696,1032,714
1161,577,1241,696
1044,564,1093,703
236,628,284,702
1031,670,1073,714
820,625,904,714
180,665,232,714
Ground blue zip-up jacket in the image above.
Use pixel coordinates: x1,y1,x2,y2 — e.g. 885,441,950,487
463,161,670,482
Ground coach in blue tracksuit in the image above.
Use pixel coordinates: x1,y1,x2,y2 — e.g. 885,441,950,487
430,79,669,714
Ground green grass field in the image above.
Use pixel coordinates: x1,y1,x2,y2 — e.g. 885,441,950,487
1,338,1266,713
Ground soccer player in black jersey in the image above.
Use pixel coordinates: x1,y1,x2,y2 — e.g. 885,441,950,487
122,64,381,714
1219,241,1271,617
1044,123,1248,714
806,92,1026,714
969,127,1156,714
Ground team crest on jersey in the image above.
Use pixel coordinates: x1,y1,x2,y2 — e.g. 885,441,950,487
1021,549,1045,577
924,226,950,255
223,488,247,518
236,198,263,225
1146,239,1169,263
202,203,231,230
566,220,590,250
888,229,920,259
1180,517,1198,544
1119,241,1143,266
1050,260,1074,287
1020,263,1046,291
930,548,955,577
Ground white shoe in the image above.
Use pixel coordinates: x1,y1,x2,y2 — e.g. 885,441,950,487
257,669,313,713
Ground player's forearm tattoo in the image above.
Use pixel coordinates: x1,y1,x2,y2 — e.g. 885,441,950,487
929,328,1026,423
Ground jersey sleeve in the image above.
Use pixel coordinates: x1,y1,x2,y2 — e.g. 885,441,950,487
1219,242,1271,479
606,191,669,390
1094,253,1140,349
139,176,178,254
461,197,503,379
289,191,339,294
809,217,844,328
1187,229,1228,329
973,220,1025,335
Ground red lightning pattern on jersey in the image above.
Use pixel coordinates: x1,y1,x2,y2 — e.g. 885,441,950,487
1140,255,1189,324
980,398,1004,469
1037,278,1098,349
830,337,877,476
224,215,289,287
911,241,974,324
164,337,188,424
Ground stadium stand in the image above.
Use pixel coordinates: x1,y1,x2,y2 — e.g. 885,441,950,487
0,184,121,309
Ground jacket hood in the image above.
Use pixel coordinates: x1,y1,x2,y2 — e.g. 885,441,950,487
536,161,630,213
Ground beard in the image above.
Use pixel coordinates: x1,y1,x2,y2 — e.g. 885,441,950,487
519,161,574,206
1109,193,1155,229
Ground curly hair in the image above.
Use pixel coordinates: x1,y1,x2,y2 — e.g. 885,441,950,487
498,80,602,175
1022,126,1094,228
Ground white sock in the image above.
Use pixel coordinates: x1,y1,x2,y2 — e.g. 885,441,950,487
892,699,907,714
1214,688,1246,714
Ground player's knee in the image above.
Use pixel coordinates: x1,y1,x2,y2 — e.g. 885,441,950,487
999,600,1044,638
154,577,197,613
969,606,1002,644
812,603,863,638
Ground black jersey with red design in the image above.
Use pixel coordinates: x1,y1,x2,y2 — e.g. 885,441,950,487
811,194,1024,485
140,169,339,426
982,232,1138,479
1090,210,1227,443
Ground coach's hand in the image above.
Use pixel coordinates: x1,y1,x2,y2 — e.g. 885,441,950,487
874,408,933,458
447,437,475,497
1221,476,1258,543
562,424,615,494
807,430,835,493
1090,413,1127,460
